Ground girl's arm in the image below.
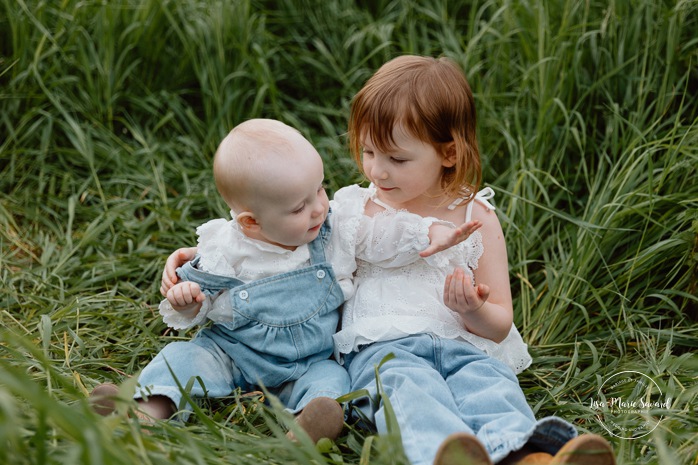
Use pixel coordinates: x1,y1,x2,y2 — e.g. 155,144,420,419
420,220,482,257
444,202,513,343
160,247,198,296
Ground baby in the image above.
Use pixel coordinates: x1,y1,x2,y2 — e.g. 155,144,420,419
92,119,355,442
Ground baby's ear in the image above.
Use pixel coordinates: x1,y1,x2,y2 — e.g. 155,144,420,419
236,212,260,231
441,141,457,168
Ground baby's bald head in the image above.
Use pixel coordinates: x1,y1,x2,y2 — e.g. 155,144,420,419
213,119,321,213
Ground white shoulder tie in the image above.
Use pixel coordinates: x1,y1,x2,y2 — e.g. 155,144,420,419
462,187,496,222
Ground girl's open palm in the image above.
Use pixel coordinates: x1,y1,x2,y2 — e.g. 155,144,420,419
420,220,482,257
443,267,490,316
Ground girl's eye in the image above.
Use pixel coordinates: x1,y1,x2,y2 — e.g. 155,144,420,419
391,157,407,164
362,150,374,158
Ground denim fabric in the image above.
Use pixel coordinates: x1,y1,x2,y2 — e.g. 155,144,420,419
345,334,577,464
136,217,349,416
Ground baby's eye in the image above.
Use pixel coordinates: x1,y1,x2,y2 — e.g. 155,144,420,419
292,205,306,214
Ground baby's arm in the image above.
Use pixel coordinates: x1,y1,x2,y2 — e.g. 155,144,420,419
444,203,513,343
160,247,198,297
166,281,206,319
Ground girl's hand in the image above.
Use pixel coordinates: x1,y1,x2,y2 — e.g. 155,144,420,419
166,281,206,316
420,220,482,257
160,247,198,296
443,267,490,316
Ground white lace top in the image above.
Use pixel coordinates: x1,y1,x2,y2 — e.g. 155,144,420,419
332,184,532,374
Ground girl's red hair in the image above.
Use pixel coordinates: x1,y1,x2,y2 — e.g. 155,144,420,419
348,55,481,203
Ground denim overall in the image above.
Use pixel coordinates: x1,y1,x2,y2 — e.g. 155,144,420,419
136,218,349,417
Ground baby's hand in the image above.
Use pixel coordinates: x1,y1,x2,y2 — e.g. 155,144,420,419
166,281,206,315
420,220,482,258
443,267,490,316
160,247,198,297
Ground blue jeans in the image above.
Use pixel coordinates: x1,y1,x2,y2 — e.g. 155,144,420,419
345,334,577,464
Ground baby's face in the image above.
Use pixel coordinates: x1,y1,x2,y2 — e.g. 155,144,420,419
251,147,329,249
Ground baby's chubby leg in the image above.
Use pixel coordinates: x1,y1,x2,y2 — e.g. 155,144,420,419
89,383,175,423
277,358,349,443
91,338,240,422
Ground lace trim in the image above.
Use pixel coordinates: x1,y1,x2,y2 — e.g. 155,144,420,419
158,298,209,330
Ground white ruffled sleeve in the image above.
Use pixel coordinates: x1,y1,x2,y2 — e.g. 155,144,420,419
158,287,236,330
332,185,435,268
158,297,211,330
356,210,434,267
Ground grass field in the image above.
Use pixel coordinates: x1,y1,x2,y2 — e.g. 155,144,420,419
1,0,697,464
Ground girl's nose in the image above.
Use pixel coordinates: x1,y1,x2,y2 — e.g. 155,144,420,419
371,162,388,180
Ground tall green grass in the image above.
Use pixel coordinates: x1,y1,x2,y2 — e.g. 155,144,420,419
1,1,696,464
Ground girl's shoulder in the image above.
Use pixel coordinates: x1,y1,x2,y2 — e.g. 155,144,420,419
328,185,372,242
469,199,498,221
333,183,370,201
330,184,371,214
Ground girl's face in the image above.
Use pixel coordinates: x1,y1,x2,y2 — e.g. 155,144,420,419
362,126,454,211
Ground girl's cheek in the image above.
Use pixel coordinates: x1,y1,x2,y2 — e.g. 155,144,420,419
362,161,372,178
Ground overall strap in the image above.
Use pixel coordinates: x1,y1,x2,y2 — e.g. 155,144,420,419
307,210,332,264
179,256,246,293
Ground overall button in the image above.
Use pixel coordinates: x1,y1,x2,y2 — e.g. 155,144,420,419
316,270,326,279
239,290,249,299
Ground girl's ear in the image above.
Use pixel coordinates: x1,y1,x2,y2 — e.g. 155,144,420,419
236,212,261,231
441,142,457,168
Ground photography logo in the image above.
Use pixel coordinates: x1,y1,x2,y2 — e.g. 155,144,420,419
590,370,669,439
